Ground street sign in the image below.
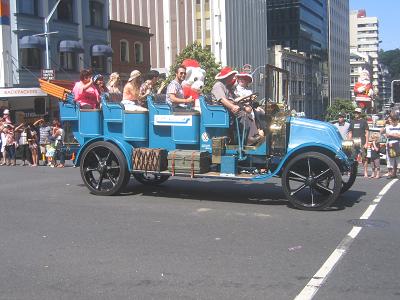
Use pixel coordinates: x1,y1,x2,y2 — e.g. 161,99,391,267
392,80,400,103
41,69,55,80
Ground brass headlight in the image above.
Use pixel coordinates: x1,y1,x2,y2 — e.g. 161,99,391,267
342,138,361,157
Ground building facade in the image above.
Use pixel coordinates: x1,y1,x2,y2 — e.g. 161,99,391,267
268,45,306,113
109,0,268,96
267,0,328,54
267,0,328,116
327,0,350,102
378,63,391,108
109,20,152,82
0,0,110,123
349,9,380,103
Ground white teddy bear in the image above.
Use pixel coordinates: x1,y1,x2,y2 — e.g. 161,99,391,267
181,59,206,111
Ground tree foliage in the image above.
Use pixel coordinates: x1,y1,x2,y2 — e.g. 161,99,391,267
165,42,221,94
379,49,400,80
325,99,356,121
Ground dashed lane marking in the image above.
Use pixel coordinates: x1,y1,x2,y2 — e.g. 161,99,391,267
294,178,398,300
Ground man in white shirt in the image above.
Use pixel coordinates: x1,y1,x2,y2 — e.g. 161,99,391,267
333,112,350,139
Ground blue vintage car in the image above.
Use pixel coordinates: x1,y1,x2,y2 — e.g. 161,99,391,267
40,79,358,210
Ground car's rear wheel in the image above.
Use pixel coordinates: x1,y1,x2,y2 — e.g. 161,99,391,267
80,141,130,195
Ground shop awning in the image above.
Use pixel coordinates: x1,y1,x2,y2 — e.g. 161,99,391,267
92,44,113,57
19,35,45,49
59,40,84,53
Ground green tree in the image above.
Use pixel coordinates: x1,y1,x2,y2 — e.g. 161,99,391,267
165,42,221,94
325,99,355,121
379,49,400,79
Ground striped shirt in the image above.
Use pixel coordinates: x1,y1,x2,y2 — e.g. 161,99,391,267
166,79,185,107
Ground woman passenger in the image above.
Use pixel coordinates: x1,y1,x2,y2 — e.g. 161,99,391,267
72,69,100,109
106,72,122,94
121,70,149,111
93,74,108,94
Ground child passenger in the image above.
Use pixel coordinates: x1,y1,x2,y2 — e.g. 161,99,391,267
234,73,265,137
368,132,381,179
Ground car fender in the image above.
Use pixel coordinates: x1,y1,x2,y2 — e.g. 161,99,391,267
252,143,347,182
75,136,133,170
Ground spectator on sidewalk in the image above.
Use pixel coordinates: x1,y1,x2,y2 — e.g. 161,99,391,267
368,132,381,178
3,123,16,166
52,120,65,168
27,124,38,167
15,123,32,166
381,112,400,179
333,112,350,140
0,121,7,165
348,107,369,177
34,118,52,166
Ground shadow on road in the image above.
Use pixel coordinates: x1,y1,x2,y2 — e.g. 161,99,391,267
120,178,289,207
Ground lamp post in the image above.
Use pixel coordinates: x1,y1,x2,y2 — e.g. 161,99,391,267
44,0,61,69
32,0,61,69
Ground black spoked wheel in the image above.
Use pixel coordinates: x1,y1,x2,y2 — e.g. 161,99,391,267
341,161,358,193
282,152,342,210
133,173,170,185
80,141,130,196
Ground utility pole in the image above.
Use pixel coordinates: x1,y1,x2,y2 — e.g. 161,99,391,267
43,0,61,69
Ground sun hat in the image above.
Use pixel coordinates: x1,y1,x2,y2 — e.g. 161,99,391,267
215,67,238,80
92,74,104,82
338,112,345,117
3,109,9,115
354,107,362,113
236,72,253,83
128,70,141,82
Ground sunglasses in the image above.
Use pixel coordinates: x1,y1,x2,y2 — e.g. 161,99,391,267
179,72,186,75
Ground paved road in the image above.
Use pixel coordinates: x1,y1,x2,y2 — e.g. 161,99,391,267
0,164,399,299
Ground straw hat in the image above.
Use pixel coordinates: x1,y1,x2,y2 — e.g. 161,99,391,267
128,70,141,82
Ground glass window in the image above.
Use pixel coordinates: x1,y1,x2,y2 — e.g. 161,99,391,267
17,0,39,15
134,42,143,64
90,1,104,27
91,56,106,73
58,0,73,22
59,52,77,71
20,48,42,69
120,40,129,63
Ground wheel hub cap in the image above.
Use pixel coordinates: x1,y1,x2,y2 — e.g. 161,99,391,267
306,176,315,186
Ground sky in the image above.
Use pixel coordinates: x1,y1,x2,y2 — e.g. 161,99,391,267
350,0,399,51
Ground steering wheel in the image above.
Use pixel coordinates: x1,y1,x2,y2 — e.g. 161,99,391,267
235,93,259,104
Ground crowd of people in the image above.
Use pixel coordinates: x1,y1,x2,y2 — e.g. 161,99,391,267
334,108,400,179
71,66,265,146
72,68,161,111
0,113,65,168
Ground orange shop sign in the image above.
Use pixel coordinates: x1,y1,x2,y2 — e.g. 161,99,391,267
0,88,47,98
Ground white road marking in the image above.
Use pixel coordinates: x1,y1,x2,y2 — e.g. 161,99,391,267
294,179,398,300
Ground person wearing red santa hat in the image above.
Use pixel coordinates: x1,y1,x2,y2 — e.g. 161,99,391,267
211,67,261,145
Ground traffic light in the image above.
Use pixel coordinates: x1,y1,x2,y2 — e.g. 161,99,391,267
393,80,400,103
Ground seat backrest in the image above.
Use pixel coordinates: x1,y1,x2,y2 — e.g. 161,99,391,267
109,92,123,103
153,94,166,104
